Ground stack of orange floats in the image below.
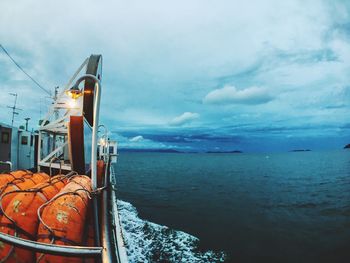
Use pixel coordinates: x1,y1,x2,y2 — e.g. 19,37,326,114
0,170,32,190
0,172,50,212
0,171,92,263
37,175,92,263
0,175,68,262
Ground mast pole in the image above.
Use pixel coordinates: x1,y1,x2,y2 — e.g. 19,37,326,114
7,93,22,127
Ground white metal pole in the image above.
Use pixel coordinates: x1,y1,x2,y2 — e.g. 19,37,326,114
71,73,101,190
70,74,102,246
91,80,101,191
37,132,41,172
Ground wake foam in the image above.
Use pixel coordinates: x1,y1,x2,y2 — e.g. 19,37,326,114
117,200,226,263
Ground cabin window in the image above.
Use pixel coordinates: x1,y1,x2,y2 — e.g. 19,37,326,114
21,136,28,145
109,146,114,154
1,132,10,144
30,135,34,146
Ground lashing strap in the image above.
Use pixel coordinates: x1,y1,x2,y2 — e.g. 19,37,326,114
2,174,16,180
36,234,79,246
0,222,36,240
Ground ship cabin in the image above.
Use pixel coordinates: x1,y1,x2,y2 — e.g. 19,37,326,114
0,122,37,172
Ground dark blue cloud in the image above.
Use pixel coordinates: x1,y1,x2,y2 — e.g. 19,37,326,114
2,0,350,152
323,104,347,109
115,122,350,152
275,49,339,63
119,131,244,144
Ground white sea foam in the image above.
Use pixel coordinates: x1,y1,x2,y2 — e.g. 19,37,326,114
117,200,226,263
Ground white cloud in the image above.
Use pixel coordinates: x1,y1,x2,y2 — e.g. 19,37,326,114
203,86,273,105
0,0,349,140
114,133,168,149
170,112,199,126
129,135,144,142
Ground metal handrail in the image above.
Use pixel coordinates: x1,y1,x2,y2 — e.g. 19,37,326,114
101,157,115,262
71,73,102,248
0,232,103,257
0,161,12,171
71,74,101,192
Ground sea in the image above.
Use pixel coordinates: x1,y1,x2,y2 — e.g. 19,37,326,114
113,150,350,263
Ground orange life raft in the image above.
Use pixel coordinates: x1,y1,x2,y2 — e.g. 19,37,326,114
0,175,68,263
36,175,92,263
0,173,50,212
0,170,33,190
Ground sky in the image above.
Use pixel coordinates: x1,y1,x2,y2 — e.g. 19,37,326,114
1,0,350,152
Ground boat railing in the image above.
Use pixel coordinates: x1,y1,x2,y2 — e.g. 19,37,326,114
0,232,103,257
0,55,128,263
0,161,12,172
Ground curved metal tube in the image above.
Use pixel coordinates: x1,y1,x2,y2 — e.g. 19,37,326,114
72,73,101,247
0,232,102,257
0,161,12,172
72,73,101,192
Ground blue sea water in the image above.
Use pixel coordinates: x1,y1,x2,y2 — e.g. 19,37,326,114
114,150,350,263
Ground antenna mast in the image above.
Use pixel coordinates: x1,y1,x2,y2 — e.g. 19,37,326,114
53,86,59,120
7,93,22,127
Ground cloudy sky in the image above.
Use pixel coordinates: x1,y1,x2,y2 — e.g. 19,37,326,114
1,0,350,152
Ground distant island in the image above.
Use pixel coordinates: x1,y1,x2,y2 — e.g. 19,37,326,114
206,150,242,154
118,149,244,154
290,149,311,152
118,148,181,153
344,144,350,149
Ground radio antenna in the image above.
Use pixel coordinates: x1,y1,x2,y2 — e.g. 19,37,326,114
7,93,22,127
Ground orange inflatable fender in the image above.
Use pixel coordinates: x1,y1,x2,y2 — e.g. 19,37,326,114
36,175,92,263
0,175,67,263
0,170,32,190
0,173,49,212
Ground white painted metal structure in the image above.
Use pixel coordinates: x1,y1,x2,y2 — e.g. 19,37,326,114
0,55,128,263
37,58,89,172
0,122,36,171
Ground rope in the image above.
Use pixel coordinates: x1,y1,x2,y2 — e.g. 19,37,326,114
36,238,55,263
0,241,14,263
0,174,69,234
0,173,88,262
35,187,94,261
0,171,47,195
37,188,92,235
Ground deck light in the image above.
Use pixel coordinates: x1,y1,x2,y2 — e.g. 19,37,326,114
65,86,83,100
67,99,77,109
99,137,106,146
